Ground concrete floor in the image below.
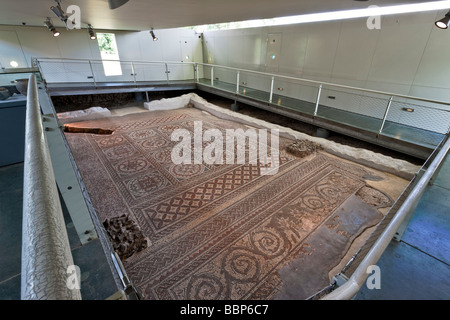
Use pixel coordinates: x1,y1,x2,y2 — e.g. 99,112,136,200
0,162,119,300
355,154,450,300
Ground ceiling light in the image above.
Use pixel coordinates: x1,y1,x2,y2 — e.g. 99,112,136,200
192,1,450,31
88,24,97,40
150,29,158,41
435,10,450,29
108,0,129,10
44,18,61,37
51,0,68,23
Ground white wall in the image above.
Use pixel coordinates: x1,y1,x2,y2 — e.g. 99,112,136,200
202,10,450,103
0,25,203,84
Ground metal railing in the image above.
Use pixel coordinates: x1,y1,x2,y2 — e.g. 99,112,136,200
33,57,450,146
21,74,81,300
33,57,197,86
197,63,450,141
320,133,450,300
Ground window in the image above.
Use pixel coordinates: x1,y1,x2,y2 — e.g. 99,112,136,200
96,33,122,76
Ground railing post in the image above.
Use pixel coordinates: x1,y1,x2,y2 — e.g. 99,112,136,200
236,71,240,94
379,96,393,136
88,60,97,87
211,67,214,87
21,74,81,300
165,63,170,84
131,62,137,85
195,63,199,83
314,84,323,117
269,76,275,103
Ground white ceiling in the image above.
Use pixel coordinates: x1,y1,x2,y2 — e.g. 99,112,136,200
0,0,443,31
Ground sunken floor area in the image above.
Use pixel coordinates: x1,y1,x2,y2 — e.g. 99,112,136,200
59,94,412,300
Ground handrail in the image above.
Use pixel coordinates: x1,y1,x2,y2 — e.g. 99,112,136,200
21,74,81,300
32,57,450,108
33,57,196,66
321,133,450,300
197,62,450,107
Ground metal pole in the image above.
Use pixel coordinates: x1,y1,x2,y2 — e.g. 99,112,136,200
195,64,199,83
314,84,323,117
269,76,274,103
236,71,240,94
21,74,81,300
165,63,170,84
88,60,97,87
131,62,137,85
211,67,214,87
379,96,393,136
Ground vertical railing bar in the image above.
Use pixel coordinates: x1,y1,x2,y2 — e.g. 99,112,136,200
88,60,97,87
269,76,274,103
165,63,169,84
314,84,323,117
236,71,240,94
211,66,214,87
131,61,137,85
379,96,394,136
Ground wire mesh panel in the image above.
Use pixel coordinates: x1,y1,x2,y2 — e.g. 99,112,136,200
387,99,450,134
274,78,321,105
238,71,272,102
271,78,319,115
210,66,238,93
167,63,195,82
320,86,389,120
39,60,94,84
132,62,166,82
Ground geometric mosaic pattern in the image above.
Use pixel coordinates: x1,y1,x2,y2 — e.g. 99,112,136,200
64,107,381,300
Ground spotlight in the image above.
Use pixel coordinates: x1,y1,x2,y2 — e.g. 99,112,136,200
88,24,97,40
44,18,61,37
108,0,129,10
51,0,68,23
435,10,450,29
150,29,158,41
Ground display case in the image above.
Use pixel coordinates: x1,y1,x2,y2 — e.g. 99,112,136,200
0,68,42,166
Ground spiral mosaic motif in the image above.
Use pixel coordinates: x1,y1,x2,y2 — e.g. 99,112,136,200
250,230,285,258
186,274,224,300
222,248,261,283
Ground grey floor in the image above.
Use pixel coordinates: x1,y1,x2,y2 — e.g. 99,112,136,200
355,154,450,300
0,162,118,300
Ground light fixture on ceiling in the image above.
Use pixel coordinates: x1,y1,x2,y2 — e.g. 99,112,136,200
51,0,68,24
435,10,450,29
150,29,158,41
44,17,61,37
88,24,97,40
108,0,130,10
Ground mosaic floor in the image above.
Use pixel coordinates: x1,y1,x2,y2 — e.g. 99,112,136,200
64,107,401,300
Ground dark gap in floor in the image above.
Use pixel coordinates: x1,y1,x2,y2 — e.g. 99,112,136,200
63,125,114,135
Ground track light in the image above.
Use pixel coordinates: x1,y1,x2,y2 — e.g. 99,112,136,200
44,18,61,37
108,0,129,10
150,29,158,41
88,24,97,40
51,0,68,23
435,10,450,29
